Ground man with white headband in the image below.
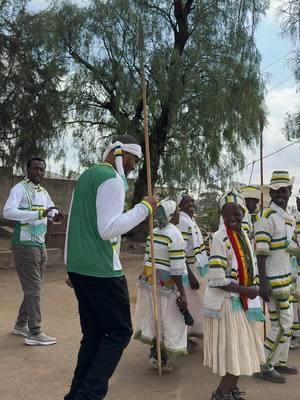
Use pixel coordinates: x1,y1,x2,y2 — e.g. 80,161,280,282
64,134,157,400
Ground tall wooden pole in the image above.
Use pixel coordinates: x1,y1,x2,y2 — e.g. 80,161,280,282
138,21,162,376
260,119,267,340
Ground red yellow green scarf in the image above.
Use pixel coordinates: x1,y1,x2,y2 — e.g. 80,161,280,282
226,227,254,311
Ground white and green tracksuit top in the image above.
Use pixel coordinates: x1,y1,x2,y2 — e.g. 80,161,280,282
65,163,150,278
3,178,55,247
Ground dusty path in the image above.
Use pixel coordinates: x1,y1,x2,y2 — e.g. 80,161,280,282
0,255,299,400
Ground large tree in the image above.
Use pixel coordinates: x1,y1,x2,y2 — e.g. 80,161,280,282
0,0,68,168
1,0,269,192
279,0,300,140
42,0,268,204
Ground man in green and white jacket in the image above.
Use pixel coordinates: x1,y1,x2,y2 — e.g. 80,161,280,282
64,134,157,400
4,157,62,346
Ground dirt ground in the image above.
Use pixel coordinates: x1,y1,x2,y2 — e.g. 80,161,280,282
0,254,300,400
0,236,11,250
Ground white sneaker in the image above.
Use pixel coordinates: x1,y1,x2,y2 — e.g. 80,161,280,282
11,325,29,337
25,332,56,346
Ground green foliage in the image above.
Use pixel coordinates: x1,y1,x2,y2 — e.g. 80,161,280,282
279,0,300,139
1,0,268,194
41,0,268,203
196,183,223,233
0,0,68,168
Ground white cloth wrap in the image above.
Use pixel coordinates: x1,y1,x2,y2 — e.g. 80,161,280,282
160,199,176,222
102,141,142,190
102,141,142,161
176,190,189,206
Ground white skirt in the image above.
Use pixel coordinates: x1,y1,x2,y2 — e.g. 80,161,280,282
185,276,208,336
203,297,261,376
250,322,266,365
134,286,187,354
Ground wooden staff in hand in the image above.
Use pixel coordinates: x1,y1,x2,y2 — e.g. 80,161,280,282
260,120,267,340
138,21,162,376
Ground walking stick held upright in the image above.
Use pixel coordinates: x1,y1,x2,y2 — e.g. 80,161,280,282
260,120,267,340
138,21,162,376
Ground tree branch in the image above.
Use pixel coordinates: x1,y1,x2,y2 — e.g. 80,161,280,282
67,45,113,95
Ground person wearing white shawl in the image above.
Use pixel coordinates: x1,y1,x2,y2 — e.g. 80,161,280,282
64,135,157,400
176,190,209,343
203,190,263,400
134,199,188,372
255,170,298,383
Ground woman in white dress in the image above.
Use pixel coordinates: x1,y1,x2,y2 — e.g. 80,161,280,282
134,199,189,372
203,190,263,400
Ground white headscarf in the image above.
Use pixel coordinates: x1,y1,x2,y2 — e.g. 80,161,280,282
160,199,177,221
176,190,189,206
102,140,142,191
154,199,177,227
102,141,142,161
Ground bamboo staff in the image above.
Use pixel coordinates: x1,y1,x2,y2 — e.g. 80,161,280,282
260,118,267,340
138,21,162,376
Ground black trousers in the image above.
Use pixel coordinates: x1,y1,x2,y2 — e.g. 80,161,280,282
65,272,133,400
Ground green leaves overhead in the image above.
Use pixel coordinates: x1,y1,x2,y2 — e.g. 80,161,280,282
0,0,68,168
1,0,268,195
279,0,300,140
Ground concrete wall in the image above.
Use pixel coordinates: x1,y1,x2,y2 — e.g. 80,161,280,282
0,167,76,214
0,248,63,269
0,167,182,215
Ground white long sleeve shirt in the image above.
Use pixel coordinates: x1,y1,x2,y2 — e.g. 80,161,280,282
65,163,151,277
3,178,56,246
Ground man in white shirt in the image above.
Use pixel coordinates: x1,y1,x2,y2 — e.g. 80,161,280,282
255,171,298,383
3,157,62,346
64,135,157,400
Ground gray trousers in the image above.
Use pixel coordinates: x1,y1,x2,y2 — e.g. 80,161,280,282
13,245,47,335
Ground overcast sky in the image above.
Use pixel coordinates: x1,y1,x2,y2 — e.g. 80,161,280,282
28,0,300,193
234,0,300,194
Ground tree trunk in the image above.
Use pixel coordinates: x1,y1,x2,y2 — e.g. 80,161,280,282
128,0,193,240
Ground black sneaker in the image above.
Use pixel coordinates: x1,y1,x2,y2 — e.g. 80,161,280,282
211,390,234,400
274,364,298,375
148,346,171,372
187,338,199,353
231,387,246,400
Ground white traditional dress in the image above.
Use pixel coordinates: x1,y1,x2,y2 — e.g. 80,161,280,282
242,211,266,364
134,223,188,354
203,226,262,376
220,211,265,324
177,211,209,336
